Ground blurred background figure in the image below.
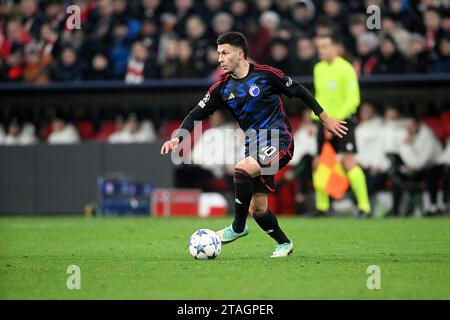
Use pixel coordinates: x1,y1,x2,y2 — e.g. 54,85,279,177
355,102,390,210
51,46,84,81
125,41,151,83
389,114,444,216
84,51,115,80
47,115,81,144
373,35,408,74
291,37,317,76
280,109,318,214
437,138,450,214
108,112,156,143
2,117,37,145
176,109,243,194
23,42,51,83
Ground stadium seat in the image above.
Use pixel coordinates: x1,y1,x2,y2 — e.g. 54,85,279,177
442,111,450,139
76,121,96,140
159,119,182,139
423,117,446,143
95,120,117,141
268,165,295,216
289,117,303,134
39,122,53,140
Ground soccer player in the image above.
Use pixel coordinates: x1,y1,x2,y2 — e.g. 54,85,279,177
312,34,371,217
161,32,347,257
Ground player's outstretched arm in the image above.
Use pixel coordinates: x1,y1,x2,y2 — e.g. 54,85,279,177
318,111,348,138
160,137,180,155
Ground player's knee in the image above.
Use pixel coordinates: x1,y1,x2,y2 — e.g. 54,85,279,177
249,205,267,217
233,167,252,184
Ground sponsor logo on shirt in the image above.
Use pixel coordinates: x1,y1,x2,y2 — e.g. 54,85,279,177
198,93,210,108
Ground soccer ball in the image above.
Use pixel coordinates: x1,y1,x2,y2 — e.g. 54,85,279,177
188,229,221,260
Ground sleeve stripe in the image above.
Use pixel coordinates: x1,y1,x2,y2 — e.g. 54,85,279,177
254,64,285,78
208,77,228,94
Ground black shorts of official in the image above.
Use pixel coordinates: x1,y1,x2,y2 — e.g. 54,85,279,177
317,116,358,154
246,142,294,194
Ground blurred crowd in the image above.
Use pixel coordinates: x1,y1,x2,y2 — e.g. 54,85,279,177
1,0,450,84
275,104,450,216
1,102,448,216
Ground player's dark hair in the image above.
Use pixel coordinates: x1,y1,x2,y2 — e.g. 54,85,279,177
216,32,248,59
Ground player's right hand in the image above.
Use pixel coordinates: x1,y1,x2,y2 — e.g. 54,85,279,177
160,137,180,155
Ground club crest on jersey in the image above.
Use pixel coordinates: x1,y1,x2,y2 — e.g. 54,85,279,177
249,85,260,97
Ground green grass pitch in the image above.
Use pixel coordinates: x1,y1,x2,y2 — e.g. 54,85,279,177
1,216,450,299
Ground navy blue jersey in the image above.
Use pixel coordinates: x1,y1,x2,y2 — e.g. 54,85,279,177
177,63,324,158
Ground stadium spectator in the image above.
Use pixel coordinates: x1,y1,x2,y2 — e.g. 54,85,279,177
173,0,199,39
347,13,368,58
176,39,197,78
108,112,156,143
19,0,41,41
3,117,37,145
229,0,254,35
321,0,347,36
211,12,234,38
255,0,275,15
109,17,136,78
51,46,84,81
390,114,443,216
1,18,27,59
125,40,158,83
246,13,272,63
379,13,412,57
259,10,281,39
106,113,126,142
202,45,221,79
438,138,450,214
290,0,316,37
0,123,5,144
47,115,81,144
291,37,317,76
84,51,115,80
431,32,450,72
185,15,212,76
1,43,25,82
139,0,165,25
267,38,291,71
386,0,423,34
353,32,378,76
281,109,317,213
23,42,51,83
314,16,334,37
423,7,441,50
355,102,390,203
192,109,243,182
137,17,160,58
373,35,408,74
408,33,433,73
159,36,179,79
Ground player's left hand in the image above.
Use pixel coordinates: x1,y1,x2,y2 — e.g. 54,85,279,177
319,112,348,138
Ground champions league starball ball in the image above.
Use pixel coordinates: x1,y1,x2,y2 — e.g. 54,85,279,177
188,229,222,260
